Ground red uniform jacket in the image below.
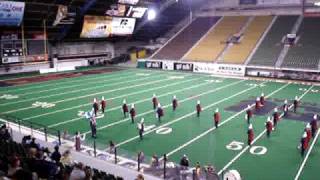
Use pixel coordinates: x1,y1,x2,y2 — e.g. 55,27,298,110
214,112,220,123
294,100,299,108
283,104,288,112
93,102,99,110
301,137,308,150
255,100,261,110
266,121,273,132
273,112,280,122
101,100,106,109
260,96,265,105
248,129,254,142
306,129,312,143
246,109,253,119
311,120,318,130
196,104,202,112
152,97,158,106
122,104,128,113
172,99,178,109
157,108,164,117
130,108,136,117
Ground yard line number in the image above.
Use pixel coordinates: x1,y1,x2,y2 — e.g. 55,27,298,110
226,140,267,156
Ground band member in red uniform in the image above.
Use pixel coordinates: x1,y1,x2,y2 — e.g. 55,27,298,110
246,105,253,124
305,123,312,144
255,97,261,111
247,124,254,146
156,103,164,122
265,117,273,138
101,96,106,113
122,99,129,117
172,95,178,111
93,98,99,117
214,108,220,128
152,94,158,110
293,96,299,113
260,93,265,106
273,107,280,128
196,100,202,117
300,132,308,157
311,114,318,138
283,100,289,117
130,104,136,123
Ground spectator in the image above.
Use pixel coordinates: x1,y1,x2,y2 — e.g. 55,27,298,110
108,141,115,154
137,151,145,164
60,150,73,167
51,145,61,164
29,137,40,150
194,162,201,180
180,154,189,168
0,124,11,141
150,154,159,168
70,162,86,180
136,174,144,180
7,156,21,177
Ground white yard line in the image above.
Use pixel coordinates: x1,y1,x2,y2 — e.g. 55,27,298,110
114,80,265,147
22,74,196,121
0,69,135,93
0,72,162,106
15,71,139,96
217,85,314,175
2,75,174,114
162,82,290,159
82,80,248,136
48,77,208,128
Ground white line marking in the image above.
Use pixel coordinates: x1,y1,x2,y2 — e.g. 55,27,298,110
22,75,195,121
14,71,139,96
48,77,208,128
0,69,135,93
162,83,290,159
218,85,314,175
114,80,262,147
82,80,247,136
0,72,162,106
3,75,172,114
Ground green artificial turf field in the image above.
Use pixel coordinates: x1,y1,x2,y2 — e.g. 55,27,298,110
0,68,319,180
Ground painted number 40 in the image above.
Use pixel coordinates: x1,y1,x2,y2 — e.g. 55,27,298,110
226,141,267,156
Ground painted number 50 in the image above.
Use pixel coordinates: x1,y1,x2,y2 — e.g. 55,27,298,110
226,140,267,156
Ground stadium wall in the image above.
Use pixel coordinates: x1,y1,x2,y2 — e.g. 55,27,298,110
138,59,320,82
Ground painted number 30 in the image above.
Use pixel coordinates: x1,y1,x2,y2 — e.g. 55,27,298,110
226,141,267,156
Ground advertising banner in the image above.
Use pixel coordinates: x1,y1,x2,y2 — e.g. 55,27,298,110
80,16,135,38
80,16,113,38
193,62,216,74
174,62,193,71
0,1,25,26
111,17,136,35
145,61,162,69
215,64,246,76
162,61,174,70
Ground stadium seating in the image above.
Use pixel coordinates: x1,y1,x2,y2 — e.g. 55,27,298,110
183,16,249,62
221,16,273,64
248,16,298,67
281,17,320,70
152,17,220,60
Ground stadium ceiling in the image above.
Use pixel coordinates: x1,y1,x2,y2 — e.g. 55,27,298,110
3,0,164,41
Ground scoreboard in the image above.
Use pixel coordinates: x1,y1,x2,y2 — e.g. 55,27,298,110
1,33,23,64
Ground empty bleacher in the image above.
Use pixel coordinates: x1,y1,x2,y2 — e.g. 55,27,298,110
281,17,320,70
221,16,273,64
183,16,249,62
248,16,298,67
152,17,220,60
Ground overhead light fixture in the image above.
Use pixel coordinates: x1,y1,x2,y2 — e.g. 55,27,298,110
147,8,157,21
